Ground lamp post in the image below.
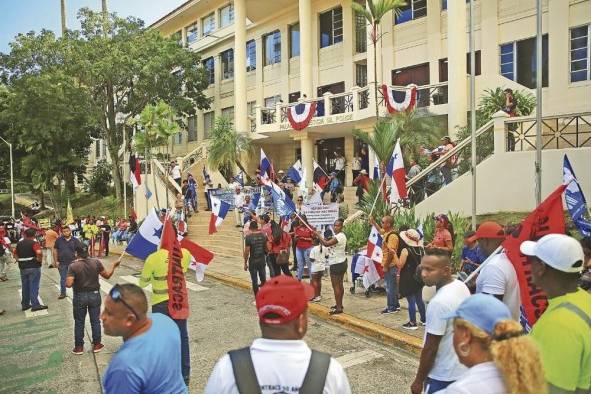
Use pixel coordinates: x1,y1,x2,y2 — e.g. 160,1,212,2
0,136,15,218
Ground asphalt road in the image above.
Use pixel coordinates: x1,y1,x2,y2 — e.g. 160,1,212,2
0,255,418,393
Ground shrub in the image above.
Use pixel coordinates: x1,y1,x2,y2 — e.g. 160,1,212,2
86,159,112,196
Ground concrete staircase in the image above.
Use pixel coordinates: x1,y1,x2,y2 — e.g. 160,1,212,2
185,210,244,261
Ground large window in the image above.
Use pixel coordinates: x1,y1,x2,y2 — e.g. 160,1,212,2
203,112,214,139
219,4,234,28
395,0,427,24
354,2,367,53
246,40,256,71
290,23,300,58
356,63,367,87
220,49,234,80
392,63,430,106
319,7,343,48
174,132,182,145
264,30,281,66
265,95,282,108
499,35,548,88
187,116,197,142
202,13,215,36
185,22,198,45
203,57,215,85
172,30,183,46
570,25,590,83
221,106,234,123
438,51,482,82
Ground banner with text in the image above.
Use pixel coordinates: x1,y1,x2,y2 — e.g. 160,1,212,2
302,203,339,227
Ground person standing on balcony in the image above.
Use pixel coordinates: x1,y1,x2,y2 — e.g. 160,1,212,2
334,152,346,185
170,160,182,187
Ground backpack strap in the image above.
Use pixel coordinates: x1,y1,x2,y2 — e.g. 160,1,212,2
557,302,591,328
228,347,262,394
299,350,331,394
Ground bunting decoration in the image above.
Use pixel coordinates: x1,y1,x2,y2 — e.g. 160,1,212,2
381,84,417,114
288,101,317,131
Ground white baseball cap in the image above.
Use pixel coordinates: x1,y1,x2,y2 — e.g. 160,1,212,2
520,234,585,273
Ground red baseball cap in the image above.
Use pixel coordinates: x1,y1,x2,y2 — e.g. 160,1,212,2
256,276,314,325
467,221,505,243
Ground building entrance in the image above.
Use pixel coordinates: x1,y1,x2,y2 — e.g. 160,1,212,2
316,137,345,179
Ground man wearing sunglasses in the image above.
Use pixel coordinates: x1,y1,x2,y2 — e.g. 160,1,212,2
102,283,187,394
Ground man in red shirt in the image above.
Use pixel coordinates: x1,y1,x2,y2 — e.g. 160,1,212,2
15,228,47,311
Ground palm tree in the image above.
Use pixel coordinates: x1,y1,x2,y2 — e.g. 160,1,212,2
60,0,67,34
207,116,253,182
352,0,406,118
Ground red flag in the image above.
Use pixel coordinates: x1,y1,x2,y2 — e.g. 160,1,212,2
502,184,566,327
160,217,189,320
180,237,214,282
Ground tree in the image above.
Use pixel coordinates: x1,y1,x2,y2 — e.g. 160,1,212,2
352,0,406,117
207,116,253,182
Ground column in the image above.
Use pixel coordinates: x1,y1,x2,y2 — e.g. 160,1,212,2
381,10,394,84
299,0,313,97
342,0,354,89
427,0,442,84
255,37,264,106
447,0,468,136
294,132,314,188
234,0,247,133
480,0,499,83
279,24,290,100
547,0,569,112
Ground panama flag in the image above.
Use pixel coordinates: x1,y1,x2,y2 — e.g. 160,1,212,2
563,154,591,237
260,148,274,180
180,237,214,282
209,196,231,235
313,160,330,192
129,154,141,190
287,159,304,184
288,101,317,130
125,209,163,260
386,139,408,203
366,226,384,263
261,178,296,217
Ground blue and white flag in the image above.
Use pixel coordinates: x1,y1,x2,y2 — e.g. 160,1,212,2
235,171,244,187
144,184,153,200
260,148,273,180
287,159,304,184
261,178,296,217
563,154,591,237
125,209,162,260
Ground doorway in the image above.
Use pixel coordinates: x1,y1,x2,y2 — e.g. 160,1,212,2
316,137,344,175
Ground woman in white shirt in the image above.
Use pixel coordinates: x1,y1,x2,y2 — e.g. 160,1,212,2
436,294,546,394
315,219,347,315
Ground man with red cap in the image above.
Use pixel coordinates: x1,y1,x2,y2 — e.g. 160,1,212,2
204,276,351,394
470,221,521,320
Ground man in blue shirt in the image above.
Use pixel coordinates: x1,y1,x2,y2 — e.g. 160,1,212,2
460,230,485,276
101,283,187,394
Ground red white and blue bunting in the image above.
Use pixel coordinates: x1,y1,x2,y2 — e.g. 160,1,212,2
381,84,417,114
288,101,317,131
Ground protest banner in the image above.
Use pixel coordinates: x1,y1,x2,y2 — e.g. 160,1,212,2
302,203,339,227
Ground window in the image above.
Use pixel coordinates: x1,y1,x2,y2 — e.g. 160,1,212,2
265,95,281,108
187,116,197,142
219,4,234,28
395,0,427,24
203,112,214,139
354,3,367,53
172,30,183,46
290,23,300,58
438,51,481,82
221,106,234,124
499,35,548,88
174,132,182,145
246,40,256,71
220,49,234,80
264,30,281,66
442,0,470,11
185,22,198,44
202,13,215,36
570,25,590,83
356,63,367,87
203,57,215,85
392,63,430,106
247,101,256,116
288,92,301,103
319,7,343,48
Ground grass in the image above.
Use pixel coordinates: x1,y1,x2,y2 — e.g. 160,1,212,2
31,192,128,220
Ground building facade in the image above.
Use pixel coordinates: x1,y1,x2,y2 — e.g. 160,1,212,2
152,0,591,187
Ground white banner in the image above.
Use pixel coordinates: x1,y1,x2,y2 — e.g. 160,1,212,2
301,203,339,227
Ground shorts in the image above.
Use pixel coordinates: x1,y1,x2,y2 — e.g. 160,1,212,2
329,261,347,276
311,261,326,274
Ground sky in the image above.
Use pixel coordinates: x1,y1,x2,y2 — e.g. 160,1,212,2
0,0,188,53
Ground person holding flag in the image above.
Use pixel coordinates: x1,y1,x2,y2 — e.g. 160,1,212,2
140,219,193,386
369,215,401,314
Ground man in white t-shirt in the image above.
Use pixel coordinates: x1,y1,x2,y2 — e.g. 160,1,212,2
233,186,245,227
411,249,470,394
204,276,351,394
470,221,521,320
170,161,182,186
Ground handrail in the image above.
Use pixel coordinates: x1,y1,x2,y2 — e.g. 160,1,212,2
152,158,182,194
505,111,591,123
386,81,448,91
181,142,208,171
406,119,495,188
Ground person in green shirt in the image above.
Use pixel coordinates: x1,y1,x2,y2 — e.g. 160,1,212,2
140,247,192,386
521,234,591,394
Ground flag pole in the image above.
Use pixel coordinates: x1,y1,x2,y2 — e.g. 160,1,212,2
463,245,503,284
123,126,127,220
368,176,387,218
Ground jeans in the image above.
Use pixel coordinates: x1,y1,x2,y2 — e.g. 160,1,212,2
425,377,454,394
296,247,312,281
73,291,102,346
153,301,190,381
384,267,400,310
267,254,292,277
58,265,69,295
406,289,426,323
249,259,267,294
20,267,41,308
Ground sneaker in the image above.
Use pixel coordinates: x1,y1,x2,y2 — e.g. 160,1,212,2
310,296,322,302
21,305,31,311
402,322,419,330
72,346,84,355
251,301,256,305
31,305,48,311
380,308,399,315
58,294,67,300
419,320,426,326
92,343,105,353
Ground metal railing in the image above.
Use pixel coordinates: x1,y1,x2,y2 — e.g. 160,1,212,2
358,86,370,110
261,106,277,125
505,112,591,152
330,91,354,115
378,82,449,108
181,142,208,170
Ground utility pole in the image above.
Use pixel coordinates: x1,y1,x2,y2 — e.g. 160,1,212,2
535,0,543,205
60,0,67,34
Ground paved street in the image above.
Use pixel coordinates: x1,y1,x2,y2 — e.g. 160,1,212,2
0,254,418,394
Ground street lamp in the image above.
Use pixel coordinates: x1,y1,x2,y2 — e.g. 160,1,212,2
0,136,15,218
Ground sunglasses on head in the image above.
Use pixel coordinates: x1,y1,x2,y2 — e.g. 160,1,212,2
109,284,139,320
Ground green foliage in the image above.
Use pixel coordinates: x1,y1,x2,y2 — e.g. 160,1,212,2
130,100,181,152
207,116,253,179
356,179,391,220
86,159,112,196
343,219,371,254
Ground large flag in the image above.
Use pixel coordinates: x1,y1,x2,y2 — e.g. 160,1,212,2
180,237,214,282
313,160,329,192
287,159,304,184
125,209,163,260
209,196,231,234
260,148,274,180
66,199,74,225
234,171,244,187
261,178,296,217
354,254,384,289
366,226,383,263
160,216,189,319
502,184,567,329
386,139,407,203
563,154,591,237
129,154,141,190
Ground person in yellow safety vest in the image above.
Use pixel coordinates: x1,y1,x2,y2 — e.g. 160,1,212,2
140,247,192,386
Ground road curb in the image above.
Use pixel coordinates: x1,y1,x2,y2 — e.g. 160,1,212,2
205,270,422,354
